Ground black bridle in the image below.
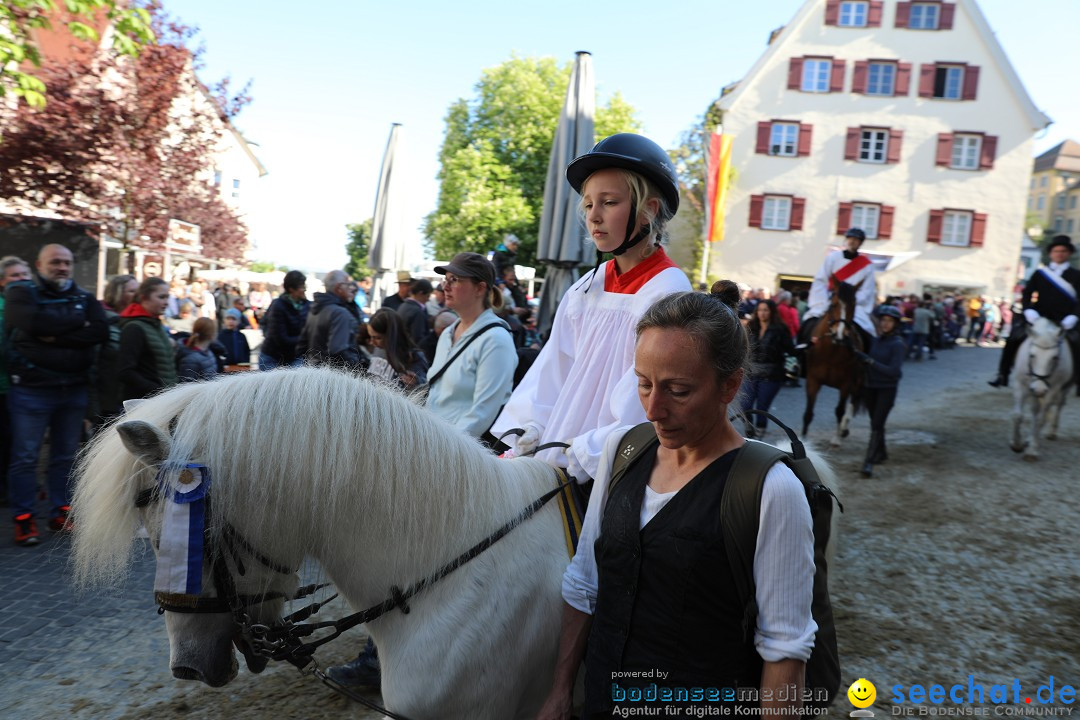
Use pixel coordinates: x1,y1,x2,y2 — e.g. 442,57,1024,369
135,464,570,719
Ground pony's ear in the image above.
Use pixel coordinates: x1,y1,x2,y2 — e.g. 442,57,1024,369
116,420,172,466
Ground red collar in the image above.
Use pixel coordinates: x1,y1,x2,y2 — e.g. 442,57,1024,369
120,303,155,318
604,247,678,294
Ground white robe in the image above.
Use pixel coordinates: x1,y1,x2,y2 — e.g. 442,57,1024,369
490,261,691,479
803,250,878,336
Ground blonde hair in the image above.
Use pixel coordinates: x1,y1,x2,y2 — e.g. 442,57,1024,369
579,168,673,245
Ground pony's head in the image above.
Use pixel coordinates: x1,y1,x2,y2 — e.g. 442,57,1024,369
1024,317,1067,397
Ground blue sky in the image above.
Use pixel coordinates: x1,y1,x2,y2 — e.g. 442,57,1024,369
171,0,1078,271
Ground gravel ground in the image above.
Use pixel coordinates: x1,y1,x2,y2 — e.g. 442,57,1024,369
4,342,1077,718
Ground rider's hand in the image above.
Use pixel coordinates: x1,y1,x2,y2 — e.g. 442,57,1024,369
517,424,542,455
1062,315,1078,331
565,445,589,483
1024,308,1040,325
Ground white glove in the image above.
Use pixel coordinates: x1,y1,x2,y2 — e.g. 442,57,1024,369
1024,309,1039,325
565,445,589,484
516,424,541,455
1062,315,1078,331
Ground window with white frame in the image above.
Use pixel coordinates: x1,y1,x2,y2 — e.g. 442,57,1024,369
1057,195,1066,210
1037,196,1045,210
941,210,972,246
866,62,895,95
1068,219,1075,233
1054,217,1064,232
909,2,940,29
1040,176,1048,187
838,1,868,26
933,65,964,99
859,129,888,163
1071,195,1078,209
770,123,799,156
762,196,792,230
950,134,981,170
801,59,832,92
851,203,881,239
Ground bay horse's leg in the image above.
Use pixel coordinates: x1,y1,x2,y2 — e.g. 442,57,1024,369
830,389,847,447
803,376,820,437
839,389,856,439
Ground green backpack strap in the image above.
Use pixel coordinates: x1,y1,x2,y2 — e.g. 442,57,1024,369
608,422,659,493
720,439,788,643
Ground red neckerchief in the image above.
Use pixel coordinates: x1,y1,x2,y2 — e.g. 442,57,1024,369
119,303,155,318
604,247,678,295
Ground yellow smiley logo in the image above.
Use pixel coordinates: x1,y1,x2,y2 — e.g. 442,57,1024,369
848,678,877,708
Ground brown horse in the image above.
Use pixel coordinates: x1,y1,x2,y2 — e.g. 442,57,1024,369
802,276,865,446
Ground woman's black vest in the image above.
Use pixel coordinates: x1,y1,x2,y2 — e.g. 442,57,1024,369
584,446,762,715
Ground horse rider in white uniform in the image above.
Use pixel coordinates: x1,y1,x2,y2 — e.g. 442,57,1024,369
798,227,878,351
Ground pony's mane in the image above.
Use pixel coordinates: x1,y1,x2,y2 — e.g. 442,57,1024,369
833,280,857,306
1029,316,1063,347
72,367,554,590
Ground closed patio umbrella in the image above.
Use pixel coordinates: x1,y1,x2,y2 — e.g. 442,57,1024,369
368,123,412,307
536,51,595,338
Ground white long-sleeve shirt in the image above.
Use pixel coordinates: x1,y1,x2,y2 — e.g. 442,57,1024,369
489,255,691,478
562,431,818,663
804,250,878,337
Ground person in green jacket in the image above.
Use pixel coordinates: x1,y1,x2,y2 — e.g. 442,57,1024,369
117,277,177,400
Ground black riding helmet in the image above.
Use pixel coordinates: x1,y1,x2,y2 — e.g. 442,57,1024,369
875,304,902,321
845,227,867,243
566,133,680,258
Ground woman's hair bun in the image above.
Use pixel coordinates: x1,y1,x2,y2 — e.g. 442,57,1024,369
710,280,741,312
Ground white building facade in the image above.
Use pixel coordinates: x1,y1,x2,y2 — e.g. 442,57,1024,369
712,0,1049,298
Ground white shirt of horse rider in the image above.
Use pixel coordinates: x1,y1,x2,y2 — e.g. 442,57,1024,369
803,249,878,337
490,259,691,480
561,428,818,663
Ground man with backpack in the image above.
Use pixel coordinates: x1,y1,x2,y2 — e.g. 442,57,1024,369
535,284,838,719
4,244,107,546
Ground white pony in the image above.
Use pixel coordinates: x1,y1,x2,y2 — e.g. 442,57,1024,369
1009,317,1074,461
72,367,568,720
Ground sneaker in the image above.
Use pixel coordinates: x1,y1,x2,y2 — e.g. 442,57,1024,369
15,514,40,546
988,374,1008,388
49,506,73,533
325,655,381,688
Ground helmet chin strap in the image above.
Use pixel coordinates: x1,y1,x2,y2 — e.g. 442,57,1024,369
612,201,647,257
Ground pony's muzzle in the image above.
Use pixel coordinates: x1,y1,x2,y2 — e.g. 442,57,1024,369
171,656,238,687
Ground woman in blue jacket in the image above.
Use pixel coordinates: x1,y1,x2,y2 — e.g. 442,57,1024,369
854,305,906,477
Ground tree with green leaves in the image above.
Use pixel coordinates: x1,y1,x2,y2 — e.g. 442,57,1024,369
424,55,639,265
0,0,154,109
344,219,373,280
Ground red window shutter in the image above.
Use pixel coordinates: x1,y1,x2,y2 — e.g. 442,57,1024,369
962,65,980,100
844,127,860,161
868,0,884,26
971,213,988,246
919,64,935,97
980,135,998,170
837,202,853,235
824,0,840,25
790,198,806,231
887,129,904,164
798,124,813,156
936,133,954,166
927,209,944,243
939,2,956,29
879,205,895,239
895,63,912,95
896,1,911,27
749,195,764,228
756,122,772,154
788,58,804,90
852,61,869,94
830,59,846,92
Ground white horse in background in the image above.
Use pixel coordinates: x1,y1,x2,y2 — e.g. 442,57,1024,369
1010,317,1074,461
71,367,569,720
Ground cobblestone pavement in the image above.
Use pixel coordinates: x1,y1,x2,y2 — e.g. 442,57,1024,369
1,340,1076,718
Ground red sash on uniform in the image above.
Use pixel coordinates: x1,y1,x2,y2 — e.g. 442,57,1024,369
830,254,872,289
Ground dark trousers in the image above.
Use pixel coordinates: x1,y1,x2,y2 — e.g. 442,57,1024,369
0,393,11,504
863,386,897,434
741,378,782,429
7,385,87,518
